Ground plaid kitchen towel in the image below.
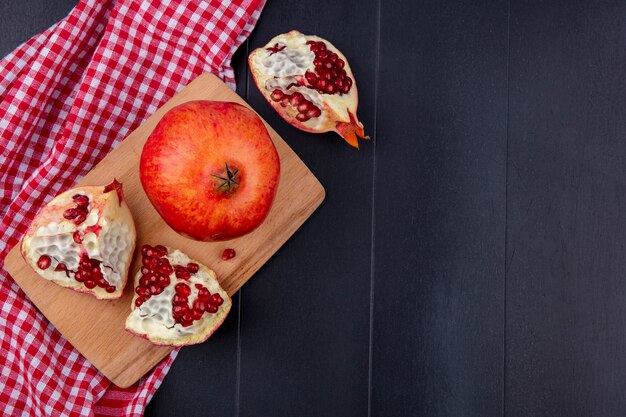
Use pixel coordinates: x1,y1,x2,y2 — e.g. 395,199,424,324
0,0,264,415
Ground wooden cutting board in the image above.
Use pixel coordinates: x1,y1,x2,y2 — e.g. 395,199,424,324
3,73,325,388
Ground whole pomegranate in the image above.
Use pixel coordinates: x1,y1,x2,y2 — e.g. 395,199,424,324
249,30,368,149
140,101,280,242
125,245,231,346
21,180,136,299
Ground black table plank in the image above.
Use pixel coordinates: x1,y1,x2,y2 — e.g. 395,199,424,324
506,1,626,416
0,0,76,58
236,0,377,416
370,1,509,416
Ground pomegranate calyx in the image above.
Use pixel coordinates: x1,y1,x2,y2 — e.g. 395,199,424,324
335,111,369,149
266,43,286,55
103,178,125,205
212,163,240,193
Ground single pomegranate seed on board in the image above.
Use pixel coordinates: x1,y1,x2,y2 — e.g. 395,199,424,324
37,255,51,270
221,248,236,260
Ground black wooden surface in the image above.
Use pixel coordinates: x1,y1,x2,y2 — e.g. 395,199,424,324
3,1,626,416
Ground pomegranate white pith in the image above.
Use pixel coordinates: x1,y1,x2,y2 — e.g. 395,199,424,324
21,182,136,299
125,246,232,346
249,30,368,148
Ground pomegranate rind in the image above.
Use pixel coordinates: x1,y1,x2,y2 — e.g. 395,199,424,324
249,30,369,148
20,185,136,300
124,248,232,346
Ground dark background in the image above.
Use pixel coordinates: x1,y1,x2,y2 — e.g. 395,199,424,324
3,0,626,416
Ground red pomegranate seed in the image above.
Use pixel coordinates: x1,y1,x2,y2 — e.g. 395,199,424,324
187,263,199,273
290,94,303,106
197,287,211,300
296,113,310,122
317,41,326,50
305,71,317,84
135,298,145,307
193,299,207,312
63,208,78,220
84,280,96,289
173,295,188,305
325,84,335,94
306,108,321,119
74,271,84,282
192,309,204,320
92,269,104,281
105,286,115,293
136,286,150,297
206,304,218,314
149,285,163,295
148,274,159,285
141,245,152,256
221,248,236,260
210,293,224,306
140,266,150,275
72,231,83,244
175,283,191,297
297,102,310,113
159,264,173,276
37,255,51,270
74,213,87,225
271,90,283,101
337,60,345,69
73,194,89,205
154,245,168,256
280,96,290,107
139,276,149,286
173,304,188,315
182,312,194,324
55,263,66,272
158,274,171,287
318,50,328,59
315,79,327,90
175,266,190,280
142,256,154,267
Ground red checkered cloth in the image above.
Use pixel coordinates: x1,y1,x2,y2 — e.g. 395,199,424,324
0,0,264,415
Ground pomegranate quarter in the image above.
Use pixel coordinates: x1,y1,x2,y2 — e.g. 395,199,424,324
21,180,136,299
249,30,369,149
140,101,280,242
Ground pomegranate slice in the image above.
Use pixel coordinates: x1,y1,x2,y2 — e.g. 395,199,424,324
249,30,369,149
125,245,232,346
20,180,136,299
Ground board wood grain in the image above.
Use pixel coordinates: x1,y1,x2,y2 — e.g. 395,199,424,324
3,73,325,388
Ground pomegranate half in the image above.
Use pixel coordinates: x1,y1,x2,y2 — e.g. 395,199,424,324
125,245,232,346
21,180,136,299
249,30,368,149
